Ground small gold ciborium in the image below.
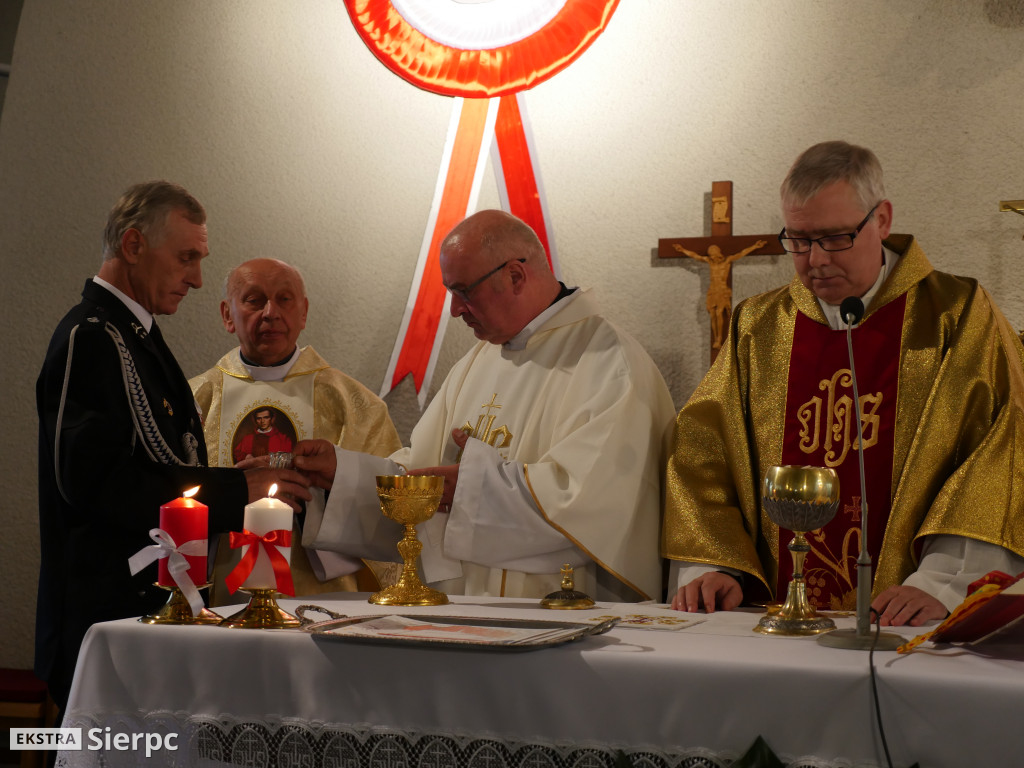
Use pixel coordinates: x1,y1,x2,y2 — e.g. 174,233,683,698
754,465,840,637
369,475,449,607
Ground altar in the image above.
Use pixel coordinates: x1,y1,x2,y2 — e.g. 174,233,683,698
57,594,1024,768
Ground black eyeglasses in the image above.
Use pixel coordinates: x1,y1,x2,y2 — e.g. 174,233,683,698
445,258,526,302
779,203,880,254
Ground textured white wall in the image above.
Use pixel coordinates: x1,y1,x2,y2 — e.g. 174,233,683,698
1,0,1023,667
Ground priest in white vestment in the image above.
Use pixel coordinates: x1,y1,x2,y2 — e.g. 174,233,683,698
298,210,677,602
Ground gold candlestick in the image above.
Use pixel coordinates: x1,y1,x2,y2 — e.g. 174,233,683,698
369,475,449,607
754,465,840,637
139,583,222,625
219,588,301,629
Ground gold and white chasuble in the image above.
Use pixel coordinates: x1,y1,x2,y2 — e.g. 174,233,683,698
307,290,677,601
190,346,402,604
663,236,1024,608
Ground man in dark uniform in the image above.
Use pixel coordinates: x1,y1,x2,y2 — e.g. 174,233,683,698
36,181,311,709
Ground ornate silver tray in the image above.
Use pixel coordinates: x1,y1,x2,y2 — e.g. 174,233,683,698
303,614,619,652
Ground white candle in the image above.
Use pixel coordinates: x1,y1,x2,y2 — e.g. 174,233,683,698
240,494,292,590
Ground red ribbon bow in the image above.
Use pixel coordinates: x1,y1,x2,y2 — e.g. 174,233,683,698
225,528,295,596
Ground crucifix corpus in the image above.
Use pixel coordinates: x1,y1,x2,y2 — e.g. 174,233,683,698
659,181,784,365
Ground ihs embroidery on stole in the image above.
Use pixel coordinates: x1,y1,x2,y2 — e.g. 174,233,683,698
796,367,882,468
796,367,884,608
458,393,513,460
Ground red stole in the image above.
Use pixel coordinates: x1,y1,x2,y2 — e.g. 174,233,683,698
778,296,906,609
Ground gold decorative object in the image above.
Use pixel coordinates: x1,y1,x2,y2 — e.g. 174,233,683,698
219,589,301,629
369,475,449,607
540,564,595,609
754,465,840,637
139,583,222,625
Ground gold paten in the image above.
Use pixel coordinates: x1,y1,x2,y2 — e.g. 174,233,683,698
369,475,449,607
754,465,840,637
139,583,223,625
219,589,302,629
540,564,595,610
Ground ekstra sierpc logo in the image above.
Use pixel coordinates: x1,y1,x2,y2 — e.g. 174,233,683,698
10,728,178,757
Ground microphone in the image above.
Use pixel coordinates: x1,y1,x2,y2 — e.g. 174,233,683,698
819,295,902,650
840,296,865,327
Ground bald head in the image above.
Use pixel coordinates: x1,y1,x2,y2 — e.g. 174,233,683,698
440,210,561,345
220,258,309,366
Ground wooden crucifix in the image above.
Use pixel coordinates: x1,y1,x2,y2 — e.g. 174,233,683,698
659,181,785,365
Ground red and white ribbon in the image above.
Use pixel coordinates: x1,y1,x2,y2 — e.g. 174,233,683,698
128,528,207,617
344,0,617,401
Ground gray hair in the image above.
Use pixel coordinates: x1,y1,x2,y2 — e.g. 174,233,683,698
102,180,205,260
780,141,886,213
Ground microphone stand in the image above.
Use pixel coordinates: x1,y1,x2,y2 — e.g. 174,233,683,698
818,299,903,651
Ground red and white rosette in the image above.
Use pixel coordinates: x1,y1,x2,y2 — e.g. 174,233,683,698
344,0,620,403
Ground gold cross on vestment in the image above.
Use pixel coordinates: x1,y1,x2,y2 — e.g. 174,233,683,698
658,181,784,365
480,393,502,415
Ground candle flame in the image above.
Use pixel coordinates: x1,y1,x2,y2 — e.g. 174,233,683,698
183,486,200,499
268,483,278,498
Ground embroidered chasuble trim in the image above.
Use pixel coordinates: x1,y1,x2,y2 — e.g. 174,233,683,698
523,464,649,601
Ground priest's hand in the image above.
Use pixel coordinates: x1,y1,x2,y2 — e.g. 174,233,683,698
242,467,311,512
670,572,743,613
292,439,338,491
871,585,949,627
405,428,470,510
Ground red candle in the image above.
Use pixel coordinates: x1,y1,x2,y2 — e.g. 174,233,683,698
158,487,208,587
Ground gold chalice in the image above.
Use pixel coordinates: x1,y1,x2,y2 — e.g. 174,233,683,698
754,465,840,636
369,475,449,607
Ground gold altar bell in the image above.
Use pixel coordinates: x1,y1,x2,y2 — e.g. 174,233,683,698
540,564,595,609
754,465,840,636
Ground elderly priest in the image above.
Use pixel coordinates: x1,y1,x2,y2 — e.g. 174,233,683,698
190,257,402,602
664,141,1024,627
295,209,677,602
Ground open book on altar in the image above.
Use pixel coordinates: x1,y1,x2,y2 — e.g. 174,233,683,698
901,570,1024,652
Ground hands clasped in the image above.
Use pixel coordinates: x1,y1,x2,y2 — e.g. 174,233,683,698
236,437,339,511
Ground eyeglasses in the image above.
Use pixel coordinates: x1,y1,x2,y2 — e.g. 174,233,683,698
779,203,880,254
445,258,526,302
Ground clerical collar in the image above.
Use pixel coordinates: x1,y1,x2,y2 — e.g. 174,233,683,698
504,285,580,351
819,246,900,330
239,347,301,381
92,276,153,332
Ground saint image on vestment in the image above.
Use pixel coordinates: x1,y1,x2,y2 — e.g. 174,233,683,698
231,405,296,464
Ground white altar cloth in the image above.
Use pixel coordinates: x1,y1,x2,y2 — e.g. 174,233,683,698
58,594,1024,768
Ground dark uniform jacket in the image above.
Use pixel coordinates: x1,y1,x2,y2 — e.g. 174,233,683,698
36,279,247,705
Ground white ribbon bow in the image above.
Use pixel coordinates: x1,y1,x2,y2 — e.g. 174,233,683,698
129,528,208,617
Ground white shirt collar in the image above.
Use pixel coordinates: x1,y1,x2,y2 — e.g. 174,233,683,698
818,246,900,330
504,288,581,351
241,347,301,381
92,275,153,332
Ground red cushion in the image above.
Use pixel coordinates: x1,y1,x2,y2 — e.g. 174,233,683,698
0,668,48,703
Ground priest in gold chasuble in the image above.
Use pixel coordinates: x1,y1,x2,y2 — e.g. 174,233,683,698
664,141,1024,626
190,259,402,604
